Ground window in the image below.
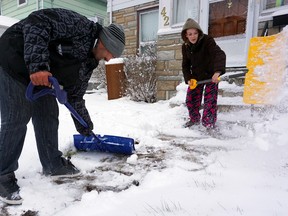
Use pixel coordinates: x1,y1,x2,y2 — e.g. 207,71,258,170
265,0,288,9
173,0,199,25
139,9,159,54
208,0,248,38
18,0,27,6
158,0,201,34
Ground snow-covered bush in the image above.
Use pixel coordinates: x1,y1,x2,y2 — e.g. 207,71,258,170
123,44,157,103
91,60,106,89
91,45,157,103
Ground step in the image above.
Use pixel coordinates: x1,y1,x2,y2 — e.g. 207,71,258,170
218,89,243,97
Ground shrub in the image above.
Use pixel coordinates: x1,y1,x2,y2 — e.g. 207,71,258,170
91,60,106,89
91,44,157,103
124,45,157,103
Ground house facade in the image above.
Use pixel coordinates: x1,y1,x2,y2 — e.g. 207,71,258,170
108,0,288,100
0,0,107,24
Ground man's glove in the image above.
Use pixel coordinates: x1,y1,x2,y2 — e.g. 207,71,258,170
71,114,93,136
70,100,94,136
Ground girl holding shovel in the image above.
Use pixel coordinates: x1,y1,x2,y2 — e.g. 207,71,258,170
181,18,226,129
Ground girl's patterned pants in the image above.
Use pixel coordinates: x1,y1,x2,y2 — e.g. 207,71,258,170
186,82,218,128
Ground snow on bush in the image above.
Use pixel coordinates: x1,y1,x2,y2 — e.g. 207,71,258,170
123,45,157,103
91,60,106,89
91,45,157,103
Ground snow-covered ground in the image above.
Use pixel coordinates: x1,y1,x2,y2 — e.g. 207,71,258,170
0,79,287,216
1,27,288,216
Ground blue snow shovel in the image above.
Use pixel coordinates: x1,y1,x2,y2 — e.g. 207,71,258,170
25,76,135,155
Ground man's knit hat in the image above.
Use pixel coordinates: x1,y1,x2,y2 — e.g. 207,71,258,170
99,23,125,58
181,18,203,42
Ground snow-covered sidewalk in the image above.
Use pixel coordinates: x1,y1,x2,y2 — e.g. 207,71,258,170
1,87,287,216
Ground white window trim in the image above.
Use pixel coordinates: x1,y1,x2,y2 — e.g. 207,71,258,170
158,0,206,35
139,41,157,49
258,4,288,22
139,9,158,54
209,0,224,3
139,9,158,42
18,0,28,7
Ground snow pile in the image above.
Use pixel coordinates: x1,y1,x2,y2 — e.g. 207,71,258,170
105,57,124,65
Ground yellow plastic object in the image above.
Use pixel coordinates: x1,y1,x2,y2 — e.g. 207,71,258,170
189,77,221,90
243,33,286,104
190,79,197,89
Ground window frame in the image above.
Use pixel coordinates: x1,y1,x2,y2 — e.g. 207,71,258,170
264,0,288,9
172,0,200,27
137,7,159,55
259,0,288,22
18,0,28,7
158,0,203,36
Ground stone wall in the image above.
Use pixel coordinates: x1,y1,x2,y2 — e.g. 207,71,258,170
110,1,159,56
110,1,184,101
156,33,183,100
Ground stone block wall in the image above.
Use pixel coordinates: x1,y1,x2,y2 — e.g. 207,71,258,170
110,1,158,56
109,1,185,101
156,33,184,100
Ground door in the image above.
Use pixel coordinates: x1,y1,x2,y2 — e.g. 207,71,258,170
209,0,248,37
207,0,249,67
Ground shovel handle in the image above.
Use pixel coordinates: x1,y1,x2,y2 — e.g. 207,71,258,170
25,77,67,104
189,78,215,90
26,77,88,127
189,72,247,90
26,77,100,140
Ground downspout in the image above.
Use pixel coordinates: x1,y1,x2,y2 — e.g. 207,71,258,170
244,0,258,65
109,0,112,24
36,0,44,10
199,0,209,34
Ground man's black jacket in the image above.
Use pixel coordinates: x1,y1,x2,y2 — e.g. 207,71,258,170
0,8,103,133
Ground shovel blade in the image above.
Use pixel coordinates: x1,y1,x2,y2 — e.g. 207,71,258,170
243,34,285,104
73,134,135,155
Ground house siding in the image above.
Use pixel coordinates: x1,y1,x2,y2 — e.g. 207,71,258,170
108,0,156,11
1,0,107,21
1,0,36,19
43,0,107,18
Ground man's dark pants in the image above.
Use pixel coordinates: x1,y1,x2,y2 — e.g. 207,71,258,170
0,67,63,177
